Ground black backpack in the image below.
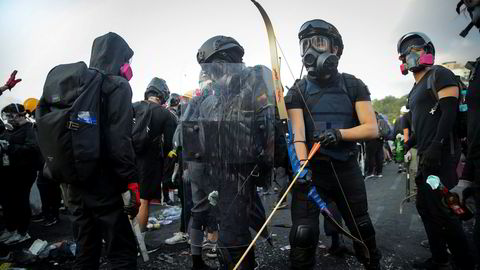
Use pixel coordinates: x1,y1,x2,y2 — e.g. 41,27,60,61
132,101,153,154
377,115,392,139
36,62,104,184
426,65,468,138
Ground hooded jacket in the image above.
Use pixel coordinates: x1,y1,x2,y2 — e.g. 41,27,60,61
88,32,138,189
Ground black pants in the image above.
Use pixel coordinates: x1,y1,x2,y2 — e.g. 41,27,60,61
416,150,475,269
3,169,36,234
37,173,61,220
179,174,192,233
289,159,381,270
323,202,343,237
68,185,137,270
366,140,383,175
462,158,480,265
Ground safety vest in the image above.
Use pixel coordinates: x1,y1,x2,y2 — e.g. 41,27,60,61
301,74,358,161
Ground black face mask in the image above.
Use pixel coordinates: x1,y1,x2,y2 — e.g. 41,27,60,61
302,48,339,79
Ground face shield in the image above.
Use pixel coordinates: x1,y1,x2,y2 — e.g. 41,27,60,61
181,62,275,250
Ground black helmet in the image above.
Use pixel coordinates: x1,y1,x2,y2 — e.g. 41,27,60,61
298,19,344,58
1,103,26,115
145,77,170,104
197,35,244,64
397,32,435,57
168,93,181,107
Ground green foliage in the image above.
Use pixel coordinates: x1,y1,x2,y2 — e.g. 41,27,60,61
372,95,408,124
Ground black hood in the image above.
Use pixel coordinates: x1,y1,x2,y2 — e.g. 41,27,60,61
89,32,134,75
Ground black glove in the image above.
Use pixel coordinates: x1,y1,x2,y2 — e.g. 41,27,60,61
421,141,442,173
296,167,312,184
315,129,342,147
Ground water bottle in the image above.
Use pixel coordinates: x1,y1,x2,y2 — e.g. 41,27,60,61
426,175,471,219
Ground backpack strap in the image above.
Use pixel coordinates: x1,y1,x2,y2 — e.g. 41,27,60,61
340,73,358,105
426,66,439,101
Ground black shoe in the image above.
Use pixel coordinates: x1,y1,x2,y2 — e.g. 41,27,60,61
41,217,59,227
31,213,45,223
412,258,452,270
328,244,350,257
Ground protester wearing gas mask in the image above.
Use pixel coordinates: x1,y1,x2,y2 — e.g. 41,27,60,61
285,19,381,270
0,103,39,245
397,31,475,270
181,35,275,270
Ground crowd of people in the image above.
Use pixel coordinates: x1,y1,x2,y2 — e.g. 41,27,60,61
0,0,479,269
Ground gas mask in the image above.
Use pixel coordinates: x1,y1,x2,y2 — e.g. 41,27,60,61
1,112,23,128
300,35,339,78
399,48,434,75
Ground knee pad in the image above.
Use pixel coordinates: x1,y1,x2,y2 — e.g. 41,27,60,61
290,225,317,248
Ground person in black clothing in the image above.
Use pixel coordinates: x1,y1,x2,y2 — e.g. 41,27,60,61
182,35,275,270
134,77,177,232
365,112,385,179
398,31,474,270
0,104,39,245
449,0,480,267
41,32,140,270
285,19,381,270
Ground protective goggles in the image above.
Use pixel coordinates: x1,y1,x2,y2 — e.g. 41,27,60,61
398,44,425,59
300,35,331,56
1,112,17,122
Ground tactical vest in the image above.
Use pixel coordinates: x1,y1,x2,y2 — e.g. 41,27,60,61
300,74,358,161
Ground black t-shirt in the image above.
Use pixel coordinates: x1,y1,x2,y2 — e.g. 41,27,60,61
149,104,177,157
285,73,371,110
467,58,480,159
407,66,458,154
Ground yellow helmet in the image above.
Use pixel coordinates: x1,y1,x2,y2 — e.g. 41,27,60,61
23,98,39,113
182,89,194,100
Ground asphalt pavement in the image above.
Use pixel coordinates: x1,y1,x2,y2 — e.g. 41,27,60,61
0,162,477,269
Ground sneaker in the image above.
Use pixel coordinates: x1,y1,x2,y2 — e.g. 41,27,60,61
0,229,15,243
0,250,11,261
165,232,189,245
31,213,45,223
365,174,376,180
41,217,59,227
420,239,430,248
376,174,383,178
205,245,217,258
202,239,216,249
4,232,31,245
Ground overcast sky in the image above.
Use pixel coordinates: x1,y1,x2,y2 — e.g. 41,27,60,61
0,0,478,110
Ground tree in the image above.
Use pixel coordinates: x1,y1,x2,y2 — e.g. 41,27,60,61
372,95,408,125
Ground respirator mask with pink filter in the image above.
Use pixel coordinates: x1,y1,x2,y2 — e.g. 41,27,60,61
120,58,133,81
397,32,435,75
